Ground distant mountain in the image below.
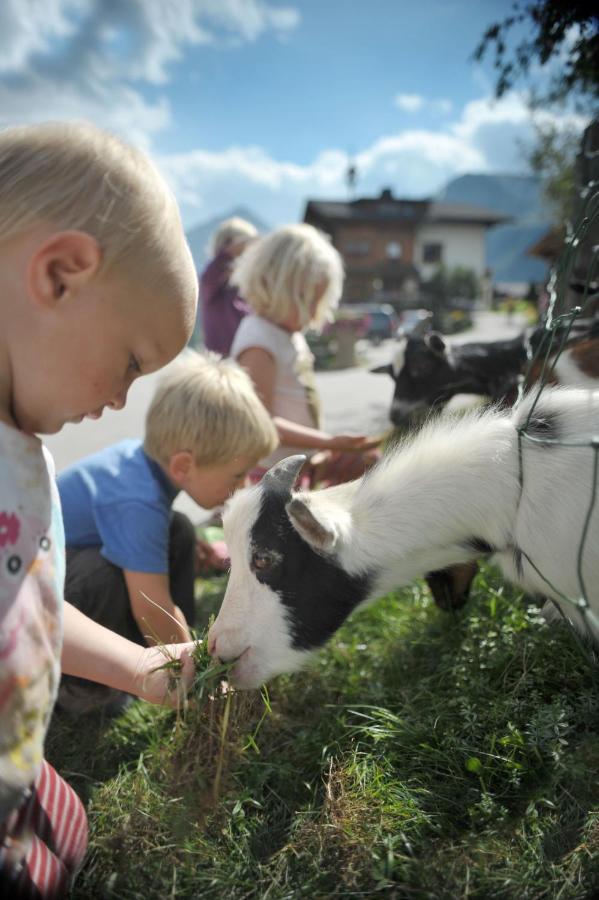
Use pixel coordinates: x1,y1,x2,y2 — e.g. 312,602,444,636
185,206,270,271
437,173,553,284
437,173,549,222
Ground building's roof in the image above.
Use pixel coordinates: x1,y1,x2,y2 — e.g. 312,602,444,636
305,197,426,224
425,201,508,226
304,190,509,228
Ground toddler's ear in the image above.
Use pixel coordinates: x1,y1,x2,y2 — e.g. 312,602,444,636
167,450,193,488
27,230,102,308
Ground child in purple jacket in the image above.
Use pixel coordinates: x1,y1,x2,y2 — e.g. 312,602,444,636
198,217,258,355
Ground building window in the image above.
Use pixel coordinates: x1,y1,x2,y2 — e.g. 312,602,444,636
386,241,402,259
344,239,370,256
423,242,442,264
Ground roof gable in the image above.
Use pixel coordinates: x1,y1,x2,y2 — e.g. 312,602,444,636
304,190,509,228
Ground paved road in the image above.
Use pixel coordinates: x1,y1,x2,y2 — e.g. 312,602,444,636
45,310,527,522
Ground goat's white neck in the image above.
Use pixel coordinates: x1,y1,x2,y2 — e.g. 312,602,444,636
331,413,520,596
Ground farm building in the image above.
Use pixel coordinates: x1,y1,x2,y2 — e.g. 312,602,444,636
303,187,507,305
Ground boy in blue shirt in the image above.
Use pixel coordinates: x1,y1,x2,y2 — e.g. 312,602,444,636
57,351,278,711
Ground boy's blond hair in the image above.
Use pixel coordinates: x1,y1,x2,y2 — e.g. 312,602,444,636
144,351,278,467
210,216,258,256
0,120,197,304
231,223,344,330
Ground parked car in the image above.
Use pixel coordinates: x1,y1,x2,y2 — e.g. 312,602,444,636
396,308,433,337
365,305,398,343
333,303,398,344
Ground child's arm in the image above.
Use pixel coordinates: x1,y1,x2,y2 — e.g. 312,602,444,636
236,346,276,408
124,571,193,645
237,347,381,452
61,602,195,707
273,420,381,453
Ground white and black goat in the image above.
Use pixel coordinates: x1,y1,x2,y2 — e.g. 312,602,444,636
208,387,599,688
374,318,599,427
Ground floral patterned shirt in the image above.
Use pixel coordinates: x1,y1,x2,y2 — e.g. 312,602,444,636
0,423,64,822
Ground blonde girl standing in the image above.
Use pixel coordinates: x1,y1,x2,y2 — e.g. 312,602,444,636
230,224,380,485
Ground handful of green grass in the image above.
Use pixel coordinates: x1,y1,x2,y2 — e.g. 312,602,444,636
141,596,267,806
162,628,266,805
190,632,233,703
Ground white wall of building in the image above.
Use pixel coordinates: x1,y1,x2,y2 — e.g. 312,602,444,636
415,223,487,280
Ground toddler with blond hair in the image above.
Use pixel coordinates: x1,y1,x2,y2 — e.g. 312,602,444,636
0,120,198,897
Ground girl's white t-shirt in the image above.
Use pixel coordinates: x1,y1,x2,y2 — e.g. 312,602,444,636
231,315,320,466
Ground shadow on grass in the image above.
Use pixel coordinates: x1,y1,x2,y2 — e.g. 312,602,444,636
45,701,175,804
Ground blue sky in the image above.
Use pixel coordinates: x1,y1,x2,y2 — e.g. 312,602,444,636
0,0,586,229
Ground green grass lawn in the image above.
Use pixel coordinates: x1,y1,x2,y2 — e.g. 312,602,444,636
46,567,599,899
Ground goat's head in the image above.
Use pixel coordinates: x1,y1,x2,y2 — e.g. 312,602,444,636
207,455,372,688
372,333,456,427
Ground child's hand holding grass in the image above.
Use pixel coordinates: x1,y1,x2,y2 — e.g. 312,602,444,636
62,603,197,710
132,642,196,708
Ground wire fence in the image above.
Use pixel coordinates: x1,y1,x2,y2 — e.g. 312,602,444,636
514,171,599,662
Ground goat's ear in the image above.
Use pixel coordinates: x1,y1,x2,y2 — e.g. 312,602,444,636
370,363,393,377
424,331,447,357
286,497,338,553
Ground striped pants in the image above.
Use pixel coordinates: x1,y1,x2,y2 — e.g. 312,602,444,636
0,760,88,898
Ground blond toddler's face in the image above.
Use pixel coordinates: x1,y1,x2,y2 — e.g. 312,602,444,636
183,455,256,510
13,275,195,435
279,278,329,333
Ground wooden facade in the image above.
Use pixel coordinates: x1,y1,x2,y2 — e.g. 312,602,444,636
304,188,506,306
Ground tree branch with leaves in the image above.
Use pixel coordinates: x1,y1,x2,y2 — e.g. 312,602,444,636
474,1,599,105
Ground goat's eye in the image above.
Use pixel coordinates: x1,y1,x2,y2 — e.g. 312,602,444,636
252,551,273,571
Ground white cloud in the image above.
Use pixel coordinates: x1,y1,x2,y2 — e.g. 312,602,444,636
156,117,489,227
0,76,170,151
158,145,350,225
395,93,453,116
0,0,300,141
158,91,587,228
360,130,482,169
395,93,424,112
453,93,530,141
0,1,301,78
452,93,587,169
196,0,300,43
0,4,588,232
0,0,79,74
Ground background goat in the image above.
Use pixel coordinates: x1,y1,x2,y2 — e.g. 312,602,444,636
373,318,599,427
208,387,599,689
